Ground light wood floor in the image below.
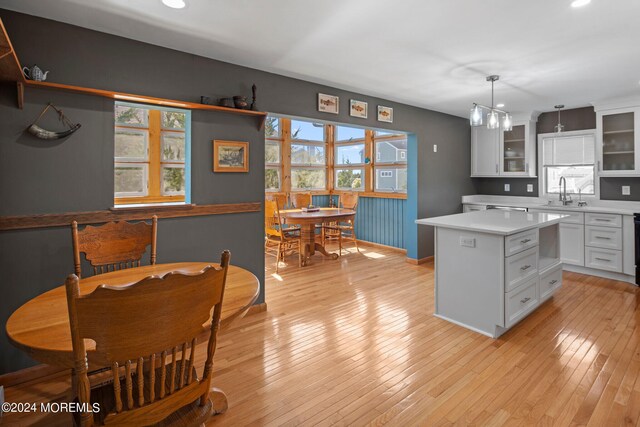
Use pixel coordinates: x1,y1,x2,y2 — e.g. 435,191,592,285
3,242,640,426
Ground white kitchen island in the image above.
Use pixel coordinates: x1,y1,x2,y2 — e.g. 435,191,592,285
417,210,567,338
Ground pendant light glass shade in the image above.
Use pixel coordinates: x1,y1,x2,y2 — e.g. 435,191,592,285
502,113,513,131
470,105,483,126
487,110,499,129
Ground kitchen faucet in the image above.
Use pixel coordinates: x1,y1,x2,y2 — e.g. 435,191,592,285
559,176,573,206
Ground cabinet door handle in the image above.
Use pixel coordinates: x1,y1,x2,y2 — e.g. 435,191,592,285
594,218,611,222
550,279,558,285
595,257,611,262
520,297,531,304
520,264,532,271
595,236,611,239
520,238,531,244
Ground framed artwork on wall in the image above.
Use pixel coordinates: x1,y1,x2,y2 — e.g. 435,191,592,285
318,93,339,114
213,140,249,172
350,100,368,119
377,106,393,123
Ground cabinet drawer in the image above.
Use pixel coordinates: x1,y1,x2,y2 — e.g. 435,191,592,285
539,265,562,302
585,213,622,228
505,246,538,292
585,225,622,250
585,247,623,272
505,278,539,328
505,228,539,257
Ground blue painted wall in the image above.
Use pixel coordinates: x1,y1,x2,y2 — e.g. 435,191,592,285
311,195,406,249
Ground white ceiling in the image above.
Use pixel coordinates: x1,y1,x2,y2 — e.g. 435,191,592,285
2,0,640,118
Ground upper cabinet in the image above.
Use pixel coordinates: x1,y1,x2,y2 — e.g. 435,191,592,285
595,105,640,176
471,119,537,178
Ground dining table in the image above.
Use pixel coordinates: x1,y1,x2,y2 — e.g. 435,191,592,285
280,207,356,265
5,262,260,415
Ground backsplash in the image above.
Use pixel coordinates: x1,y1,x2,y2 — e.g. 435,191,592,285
472,106,640,201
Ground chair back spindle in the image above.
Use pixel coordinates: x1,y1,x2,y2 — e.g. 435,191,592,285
290,192,312,209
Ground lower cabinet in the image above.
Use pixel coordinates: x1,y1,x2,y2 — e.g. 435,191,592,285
505,278,539,328
560,223,585,266
539,265,563,301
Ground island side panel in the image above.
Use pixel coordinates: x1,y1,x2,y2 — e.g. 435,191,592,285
434,227,504,337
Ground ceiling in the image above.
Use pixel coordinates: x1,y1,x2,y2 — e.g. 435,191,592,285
1,0,639,118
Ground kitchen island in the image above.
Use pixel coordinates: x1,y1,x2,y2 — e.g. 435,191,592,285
417,209,567,338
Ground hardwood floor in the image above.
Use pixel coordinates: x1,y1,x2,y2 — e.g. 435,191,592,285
3,242,640,426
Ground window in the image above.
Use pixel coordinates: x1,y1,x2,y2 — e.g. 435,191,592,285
290,119,327,191
540,132,596,197
114,103,190,205
264,115,408,197
265,117,281,191
374,131,407,192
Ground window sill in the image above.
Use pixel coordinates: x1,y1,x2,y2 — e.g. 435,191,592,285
110,203,194,212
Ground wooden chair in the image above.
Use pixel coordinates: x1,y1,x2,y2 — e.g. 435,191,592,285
72,216,158,278
266,193,289,210
323,193,359,255
64,250,231,427
265,199,302,273
290,192,312,208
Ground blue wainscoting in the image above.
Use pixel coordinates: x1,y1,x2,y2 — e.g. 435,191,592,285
311,195,406,249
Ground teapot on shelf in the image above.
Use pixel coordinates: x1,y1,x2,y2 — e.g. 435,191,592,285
22,65,49,81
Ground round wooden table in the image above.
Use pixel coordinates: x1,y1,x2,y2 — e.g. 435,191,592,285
6,262,260,369
280,208,356,265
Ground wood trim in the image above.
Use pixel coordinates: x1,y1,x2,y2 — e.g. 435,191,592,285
356,239,406,254
0,18,25,85
0,364,67,388
365,130,374,192
245,302,267,316
114,195,185,205
405,255,433,265
148,110,161,197
0,202,261,231
281,118,291,193
326,125,335,191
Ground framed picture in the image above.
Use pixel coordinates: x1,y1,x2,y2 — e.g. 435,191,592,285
318,93,339,114
377,105,394,123
350,100,368,119
213,140,249,173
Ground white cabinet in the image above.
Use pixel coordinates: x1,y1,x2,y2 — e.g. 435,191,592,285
463,204,487,213
560,223,585,266
471,119,536,178
595,105,640,176
471,125,500,176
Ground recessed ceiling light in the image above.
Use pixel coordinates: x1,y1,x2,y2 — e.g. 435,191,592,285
162,0,186,9
497,103,505,108
571,0,591,8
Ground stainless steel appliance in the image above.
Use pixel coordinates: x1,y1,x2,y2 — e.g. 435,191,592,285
486,205,528,212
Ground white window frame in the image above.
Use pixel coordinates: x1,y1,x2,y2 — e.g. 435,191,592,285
265,166,281,192
334,168,365,191
114,163,149,198
115,128,149,163
160,164,186,196
290,167,327,191
537,129,599,200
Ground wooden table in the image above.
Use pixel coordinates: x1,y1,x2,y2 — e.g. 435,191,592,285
5,262,260,415
280,208,356,265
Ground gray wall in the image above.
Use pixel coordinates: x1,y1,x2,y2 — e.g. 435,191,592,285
0,10,473,373
472,106,640,201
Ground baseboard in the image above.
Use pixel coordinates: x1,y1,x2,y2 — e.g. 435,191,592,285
406,256,433,265
563,264,637,285
0,363,68,388
246,302,267,316
356,240,406,254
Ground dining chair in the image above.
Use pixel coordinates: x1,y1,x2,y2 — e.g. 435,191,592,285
266,192,289,210
71,216,158,278
265,199,302,273
64,250,231,427
290,192,312,209
323,192,359,255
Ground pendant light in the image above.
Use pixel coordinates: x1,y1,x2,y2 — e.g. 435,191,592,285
554,105,565,133
469,75,512,131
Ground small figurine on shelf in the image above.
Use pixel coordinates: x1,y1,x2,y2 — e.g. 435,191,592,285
22,65,49,81
329,196,336,208
250,83,258,111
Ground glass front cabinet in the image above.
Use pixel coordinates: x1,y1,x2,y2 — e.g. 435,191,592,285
595,106,640,176
471,118,537,178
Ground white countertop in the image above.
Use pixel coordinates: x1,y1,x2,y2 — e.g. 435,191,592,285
416,209,567,235
462,195,640,215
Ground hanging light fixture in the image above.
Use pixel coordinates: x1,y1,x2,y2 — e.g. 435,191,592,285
554,104,565,133
469,75,512,131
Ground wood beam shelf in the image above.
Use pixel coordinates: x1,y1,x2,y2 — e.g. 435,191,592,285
0,18,267,129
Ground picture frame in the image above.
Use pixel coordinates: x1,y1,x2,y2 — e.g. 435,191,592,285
377,105,394,123
213,140,249,173
318,93,339,114
350,100,368,119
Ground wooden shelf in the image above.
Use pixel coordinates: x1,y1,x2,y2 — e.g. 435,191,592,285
0,18,266,129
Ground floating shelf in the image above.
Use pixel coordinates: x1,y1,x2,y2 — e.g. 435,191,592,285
0,18,266,129
603,129,634,135
603,151,634,155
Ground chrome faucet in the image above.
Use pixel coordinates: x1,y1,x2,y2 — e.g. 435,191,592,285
559,176,573,206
